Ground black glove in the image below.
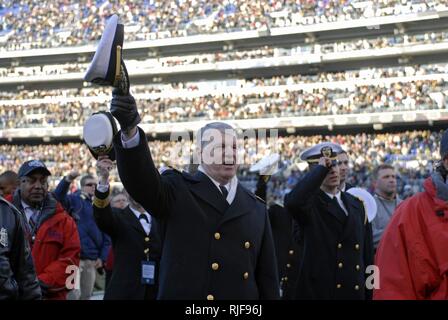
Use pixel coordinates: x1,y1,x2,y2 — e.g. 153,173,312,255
110,89,141,132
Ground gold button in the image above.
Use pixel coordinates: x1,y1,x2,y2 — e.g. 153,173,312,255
145,237,150,242
337,243,342,249
244,241,250,249
355,244,360,250
289,250,294,255
214,232,221,240
144,248,149,254
338,262,343,269
355,285,360,290
243,272,249,280
336,284,342,289
207,294,214,300
212,263,219,271
284,277,288,282
286,263,291,268
356,265,360,271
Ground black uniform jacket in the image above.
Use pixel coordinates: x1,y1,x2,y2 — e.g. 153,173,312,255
113,128,279,300
284,165,374,300
94,202,162,300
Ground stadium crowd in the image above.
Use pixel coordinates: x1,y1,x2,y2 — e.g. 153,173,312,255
0,130,437,203
1,64,447,128
0,0,446,52
2,29,448,78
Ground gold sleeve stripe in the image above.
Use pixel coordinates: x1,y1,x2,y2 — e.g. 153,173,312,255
93,196,110,209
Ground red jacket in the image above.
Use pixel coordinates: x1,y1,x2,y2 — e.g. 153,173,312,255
374,176,448,300
7,193,81,300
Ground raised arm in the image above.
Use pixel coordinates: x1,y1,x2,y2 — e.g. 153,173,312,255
92,157,117,238
284,158,331,224
53,170,79,212
110,92,174,218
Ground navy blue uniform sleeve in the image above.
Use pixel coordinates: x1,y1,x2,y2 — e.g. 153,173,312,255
93,189,118,239
284,165,329,225
113,128,175,219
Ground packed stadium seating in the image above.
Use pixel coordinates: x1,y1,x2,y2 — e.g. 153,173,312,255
1,0,445,51
0,130,438,201
1,1,447,202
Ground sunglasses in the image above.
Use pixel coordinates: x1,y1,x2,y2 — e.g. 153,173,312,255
84,183,97,187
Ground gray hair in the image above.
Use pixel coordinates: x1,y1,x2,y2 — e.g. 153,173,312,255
196,122,236,150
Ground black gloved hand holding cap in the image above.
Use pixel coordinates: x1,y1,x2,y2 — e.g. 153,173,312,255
110,89,141,133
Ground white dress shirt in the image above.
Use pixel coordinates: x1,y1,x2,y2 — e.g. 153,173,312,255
324,191,348,215
121,130,140,148
129,206,152,235
21,200,38,223
197,166,238,205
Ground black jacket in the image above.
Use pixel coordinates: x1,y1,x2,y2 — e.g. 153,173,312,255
93,199,162,300
284,165,374,300
0,196,41,300
255,176,301,300
113,128,279,300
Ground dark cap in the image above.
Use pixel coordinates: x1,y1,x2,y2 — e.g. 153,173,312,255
441,129,448,159
18,160,51,178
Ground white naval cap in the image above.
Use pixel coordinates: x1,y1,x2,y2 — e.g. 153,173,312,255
346,187,377,222
250,153,280,175
83,111,118,160
84,14,125,87
299,142,343,163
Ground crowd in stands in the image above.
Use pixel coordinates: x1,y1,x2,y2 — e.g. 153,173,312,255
1,64,447,129
0,130,438,203
0,0,446,52
2,63,446,99
2,29,448,78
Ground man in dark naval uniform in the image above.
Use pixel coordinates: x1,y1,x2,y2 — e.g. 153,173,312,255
108,92,279,300
255,173,301,300
284,142,373,300
92,157,162,300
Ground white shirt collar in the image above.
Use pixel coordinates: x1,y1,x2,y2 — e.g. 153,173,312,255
197,165,238,204
324,191,348,215
325,191,342,201
129,206,151,234
21,200,36,222
21,200,32,210
129,206,150,221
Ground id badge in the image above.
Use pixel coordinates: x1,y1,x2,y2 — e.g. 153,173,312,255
141,261,155,285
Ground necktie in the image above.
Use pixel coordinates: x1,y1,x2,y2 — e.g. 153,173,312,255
331,196,348,219
219,185,228,200
139,213,149,224
28,208,39,232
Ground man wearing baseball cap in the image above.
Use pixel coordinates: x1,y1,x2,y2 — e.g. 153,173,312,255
284,142,374,300
375,129,448,300
5,160,80,300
